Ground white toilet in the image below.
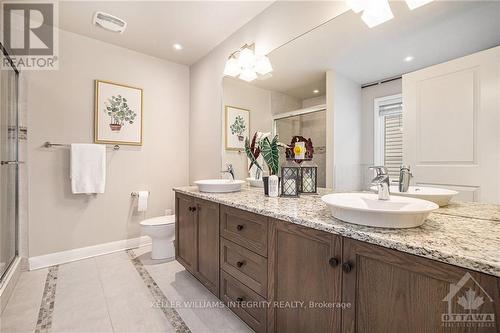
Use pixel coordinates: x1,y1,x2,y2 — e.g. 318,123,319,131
140,215,175,260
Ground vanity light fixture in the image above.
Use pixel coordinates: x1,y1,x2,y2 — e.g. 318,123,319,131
313,89,320,94
173,43,183,50
404,55,414,62
405,0,434,10
223,43,273,82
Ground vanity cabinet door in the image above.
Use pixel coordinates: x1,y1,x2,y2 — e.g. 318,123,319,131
195,198,220,295
175,194,197,274
268,219,342,333
342,238,500,333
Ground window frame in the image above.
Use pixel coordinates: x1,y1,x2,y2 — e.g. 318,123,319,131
373,93,403,166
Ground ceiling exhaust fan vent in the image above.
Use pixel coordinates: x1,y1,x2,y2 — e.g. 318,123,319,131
93,12,127,33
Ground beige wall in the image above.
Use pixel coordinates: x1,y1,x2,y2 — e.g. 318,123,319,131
327,70,362,191
26,29,189,257
189,1,349,183
360,79,402,187
302,95,326,108
222,77,272,179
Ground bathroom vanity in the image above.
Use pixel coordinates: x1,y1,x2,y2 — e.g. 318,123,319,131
174,187,500,333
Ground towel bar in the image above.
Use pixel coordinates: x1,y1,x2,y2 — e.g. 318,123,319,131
43,141,120,150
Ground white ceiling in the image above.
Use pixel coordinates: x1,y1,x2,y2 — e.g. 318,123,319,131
253,1,500,96
59,1,273,65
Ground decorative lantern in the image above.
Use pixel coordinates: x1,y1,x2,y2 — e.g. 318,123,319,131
300,160,318,194
281,160,300,197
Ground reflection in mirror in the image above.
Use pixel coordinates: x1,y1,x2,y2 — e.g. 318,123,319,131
221,0,500,203
222,76,327,186
274,107,326,188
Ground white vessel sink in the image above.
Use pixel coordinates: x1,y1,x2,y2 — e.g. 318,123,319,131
194,179,245,193
246,177,264,188
321,193,438,228
370,185,458,207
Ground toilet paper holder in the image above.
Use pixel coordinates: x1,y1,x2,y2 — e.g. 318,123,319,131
131,191,150,197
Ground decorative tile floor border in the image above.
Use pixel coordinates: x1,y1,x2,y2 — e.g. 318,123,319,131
127,250,191,333
34,265,59,333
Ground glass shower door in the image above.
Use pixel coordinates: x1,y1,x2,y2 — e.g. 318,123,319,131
0,48,19,280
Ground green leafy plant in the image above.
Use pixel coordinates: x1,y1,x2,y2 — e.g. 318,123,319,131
259,134,286,175
104,95,137,130
244,133,262,171
230,115,246,140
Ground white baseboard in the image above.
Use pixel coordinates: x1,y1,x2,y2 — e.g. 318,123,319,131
29,236,151,270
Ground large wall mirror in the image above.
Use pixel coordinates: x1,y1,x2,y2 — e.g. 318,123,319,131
221,1,500,203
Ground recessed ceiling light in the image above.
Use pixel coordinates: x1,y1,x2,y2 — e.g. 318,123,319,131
313,89,320,94
173,43,183,50
404,55,414,62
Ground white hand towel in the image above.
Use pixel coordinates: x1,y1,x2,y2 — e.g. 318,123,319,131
70,144,106,194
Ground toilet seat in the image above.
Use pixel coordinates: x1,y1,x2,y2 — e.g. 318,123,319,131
140,215,175,227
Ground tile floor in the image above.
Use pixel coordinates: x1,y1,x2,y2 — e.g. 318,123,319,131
0,245,253,333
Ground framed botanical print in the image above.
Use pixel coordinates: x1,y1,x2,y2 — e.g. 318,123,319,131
225,105,250,150
94,80,143,145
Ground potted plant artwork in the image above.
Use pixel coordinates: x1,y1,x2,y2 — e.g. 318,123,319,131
230,115,246,141
104,94,137,132
95,80,143,146
225,106,250,150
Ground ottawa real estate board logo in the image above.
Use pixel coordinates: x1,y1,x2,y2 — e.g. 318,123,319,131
442,272,495,328
1,1,58,70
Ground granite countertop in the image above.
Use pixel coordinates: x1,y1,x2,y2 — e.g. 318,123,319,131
173,186,500,278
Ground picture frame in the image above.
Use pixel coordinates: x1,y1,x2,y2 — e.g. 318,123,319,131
225,105,250,151
94,80,143,145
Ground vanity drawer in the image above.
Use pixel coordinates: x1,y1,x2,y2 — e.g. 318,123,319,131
220,205,268,257
220,238,267,297
220,270,267,333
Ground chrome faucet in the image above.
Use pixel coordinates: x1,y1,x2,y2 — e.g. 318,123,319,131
369,166,390,200
399,165,413,193
221,164,235,181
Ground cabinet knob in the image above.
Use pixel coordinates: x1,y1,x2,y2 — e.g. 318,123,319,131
329,257,339,267
236,261,245,268
342,262,353,273
236,224,244,231
192,206,197,212
236,297,244,303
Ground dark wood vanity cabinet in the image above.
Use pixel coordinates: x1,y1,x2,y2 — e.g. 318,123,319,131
175,194,219,295
267,219,342,333
175,193,500,333
342,238,500,333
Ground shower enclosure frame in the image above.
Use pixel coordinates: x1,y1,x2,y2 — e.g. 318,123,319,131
0,42,20,284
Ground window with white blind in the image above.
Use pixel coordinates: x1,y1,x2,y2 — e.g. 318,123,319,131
374,94,403,183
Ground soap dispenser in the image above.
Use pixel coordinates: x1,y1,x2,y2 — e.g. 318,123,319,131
268,175,279,197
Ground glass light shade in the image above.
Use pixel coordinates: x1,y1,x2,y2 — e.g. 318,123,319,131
345,0,366,13
239,68,257,82
405,0,433,10
361,0,394,28
238,47,256,68
255,55,273,75
223,57,240,77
